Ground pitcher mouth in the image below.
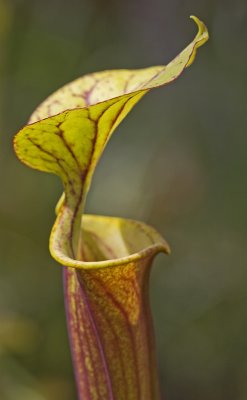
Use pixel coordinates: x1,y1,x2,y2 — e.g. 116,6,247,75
50,214,170,270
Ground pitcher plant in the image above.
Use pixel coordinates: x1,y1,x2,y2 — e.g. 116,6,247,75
14,16,208,400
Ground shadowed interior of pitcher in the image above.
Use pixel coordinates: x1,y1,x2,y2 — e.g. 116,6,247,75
77,214,170,266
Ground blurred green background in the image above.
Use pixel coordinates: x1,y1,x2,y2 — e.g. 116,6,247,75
0,0,247,399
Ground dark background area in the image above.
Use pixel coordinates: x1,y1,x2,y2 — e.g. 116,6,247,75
0,0,247,399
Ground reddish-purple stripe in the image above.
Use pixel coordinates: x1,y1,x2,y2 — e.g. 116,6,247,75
91,274,141,400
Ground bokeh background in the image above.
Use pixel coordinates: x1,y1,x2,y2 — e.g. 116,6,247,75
0,0,247,399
